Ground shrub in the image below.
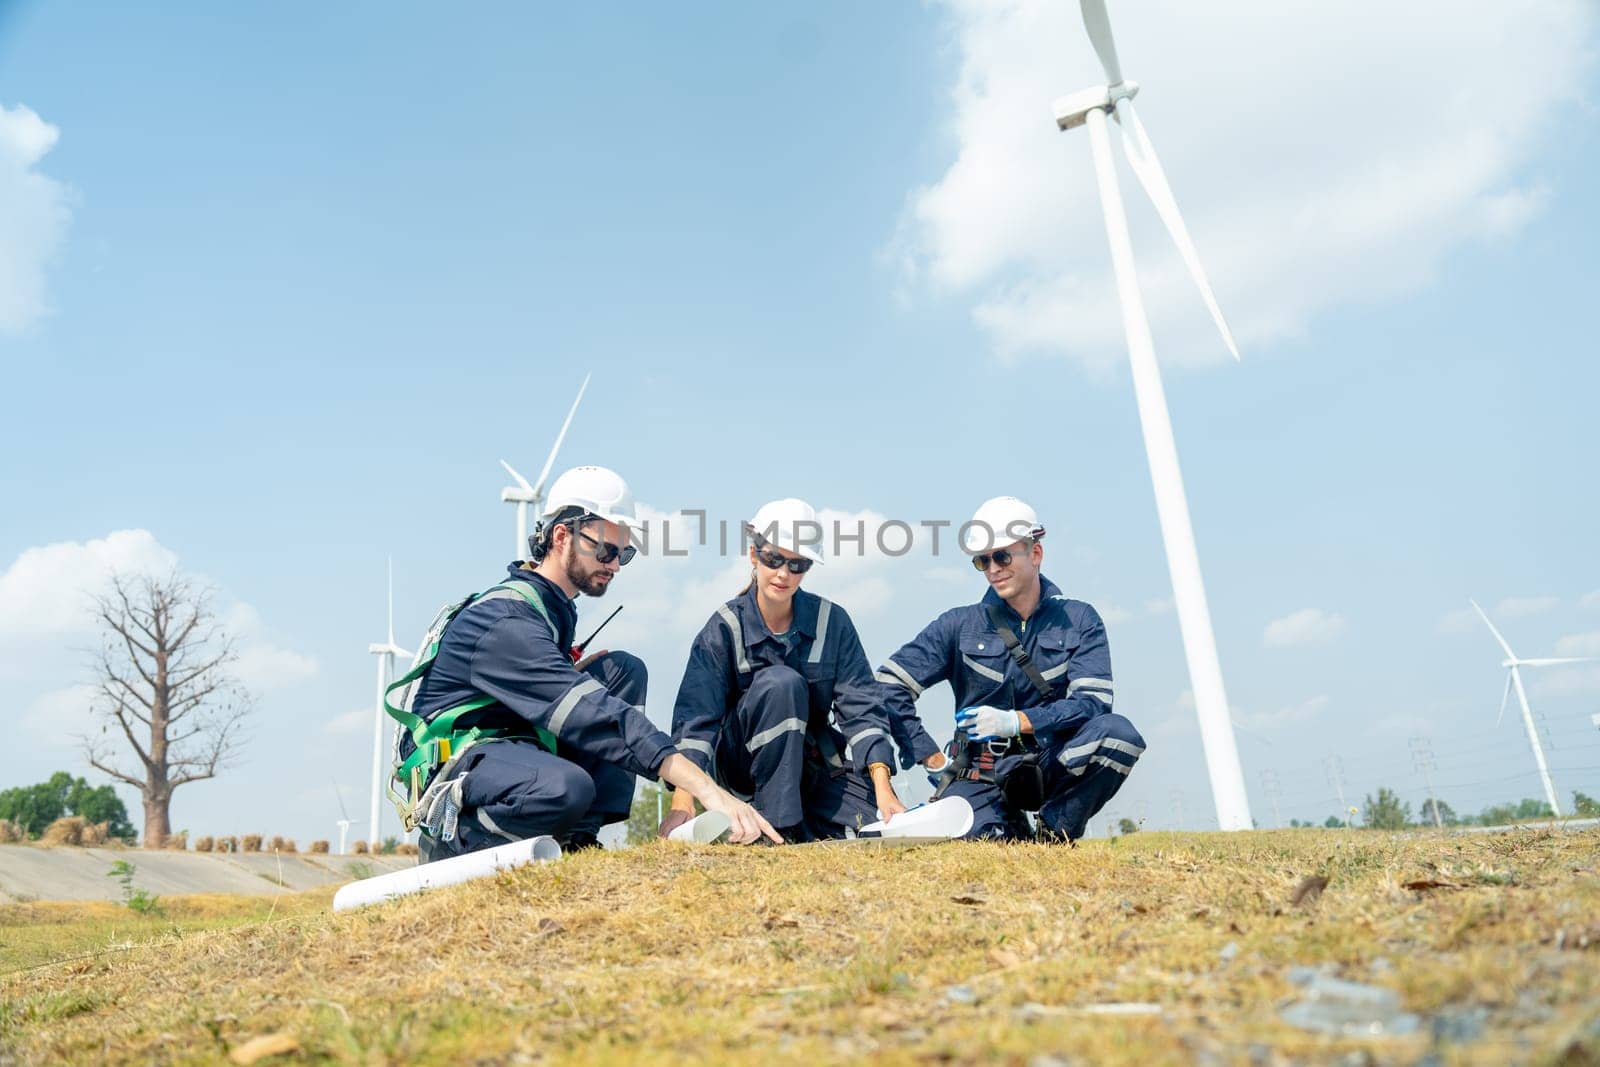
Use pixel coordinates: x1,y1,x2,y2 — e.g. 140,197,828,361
81,821,111,846
0,819,26,843
40,816,86,846
216,835,237,853
164,831,188,851
242,834,263,852
309,840,330,853
352,840,369,855
281,839,297,854
397,842,419,856
194,836,215,853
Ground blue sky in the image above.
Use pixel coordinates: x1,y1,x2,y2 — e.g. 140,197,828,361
3,1,1598,846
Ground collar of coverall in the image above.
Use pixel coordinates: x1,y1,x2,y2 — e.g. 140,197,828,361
736,584,823,647
980,573,1064,627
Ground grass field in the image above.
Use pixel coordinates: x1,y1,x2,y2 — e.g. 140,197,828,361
3,828,1597,1065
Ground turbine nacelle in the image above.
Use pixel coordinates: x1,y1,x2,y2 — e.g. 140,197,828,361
1053,82,1140,130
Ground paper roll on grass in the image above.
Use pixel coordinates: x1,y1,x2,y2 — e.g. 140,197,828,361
332,836,561,912
858,796,973,839
665,811,733,844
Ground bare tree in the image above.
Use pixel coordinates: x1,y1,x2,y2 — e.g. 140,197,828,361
82,571,252,847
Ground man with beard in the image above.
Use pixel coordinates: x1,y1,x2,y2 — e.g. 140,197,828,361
400,466,778,859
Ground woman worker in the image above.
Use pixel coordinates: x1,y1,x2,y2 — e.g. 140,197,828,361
661,498,908,842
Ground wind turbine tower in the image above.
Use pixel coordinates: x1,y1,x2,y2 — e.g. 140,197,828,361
1053,0,1251,829
500,374,591,559
1471,599,1597,817
367,558,412,848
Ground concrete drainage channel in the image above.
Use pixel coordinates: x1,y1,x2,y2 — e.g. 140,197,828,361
0,844,415,903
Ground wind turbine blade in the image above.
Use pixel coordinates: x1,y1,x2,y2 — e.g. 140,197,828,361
1079,0,1124,86
1517,657,1599,667
1497,671,1512,727
333,779,352,822
386,556,396,646
1113,99,1241,362
498,459,533,493
1469,599,1518,661
532,374,591,499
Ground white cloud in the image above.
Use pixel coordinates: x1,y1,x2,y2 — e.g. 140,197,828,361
20,684,99,751
1554,632,1600,658
232,644,319,694
0,529,318,697
1581,589,1600,611
1237,694,1330,731
1263,608,1345,648
1529,666,1600,698
0,103,73,333
0,529,179,640
1438,607,1480,635
322,708,371,736
897,1,1598,368
1496,596,1560,619
1145,599,1173,616
1096,602,1134,626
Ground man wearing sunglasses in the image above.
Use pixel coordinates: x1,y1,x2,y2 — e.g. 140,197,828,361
874,496,1145,841
401,466,779,859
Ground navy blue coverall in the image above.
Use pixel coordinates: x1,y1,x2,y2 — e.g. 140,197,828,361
671,587,898,837
407,565,676,857
876,576,1144,840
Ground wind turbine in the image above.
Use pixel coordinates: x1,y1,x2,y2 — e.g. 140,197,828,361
500,374,591,559
1052,1,1251,830
1470,599,1597,818
367,557,412,848
332,779,362,855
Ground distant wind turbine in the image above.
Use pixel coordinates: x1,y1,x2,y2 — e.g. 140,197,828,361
500,374,590,558
367,558,412,848
1471,599,1597,817
332,779,362,856
1052,0,1250,830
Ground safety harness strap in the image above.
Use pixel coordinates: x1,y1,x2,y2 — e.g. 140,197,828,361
383,580,563,829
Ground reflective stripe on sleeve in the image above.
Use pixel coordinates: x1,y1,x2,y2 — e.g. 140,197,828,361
548,677,604,738
676,738,715,756
875,660,924,696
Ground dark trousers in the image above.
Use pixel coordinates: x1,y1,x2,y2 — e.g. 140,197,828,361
941,712,1145,841
426,651,646,860
714,665,880,837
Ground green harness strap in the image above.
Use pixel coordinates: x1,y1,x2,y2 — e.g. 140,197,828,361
384,580,563,827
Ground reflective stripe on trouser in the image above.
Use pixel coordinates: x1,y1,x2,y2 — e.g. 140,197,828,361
940,712,1146,842
425,650,648,861
716,665,811,828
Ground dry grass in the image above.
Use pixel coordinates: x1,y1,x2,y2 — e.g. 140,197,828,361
3,829,1598,1065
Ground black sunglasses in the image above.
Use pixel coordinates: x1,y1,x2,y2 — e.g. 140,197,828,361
970,543,1030,572
576,529,637,566
755,546,813,575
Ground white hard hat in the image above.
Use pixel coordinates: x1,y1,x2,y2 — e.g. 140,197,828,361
961,496,1045,554
542,465,637,529
746,498,824,563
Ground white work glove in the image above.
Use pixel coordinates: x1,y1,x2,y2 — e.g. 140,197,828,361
955,705,1020,742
